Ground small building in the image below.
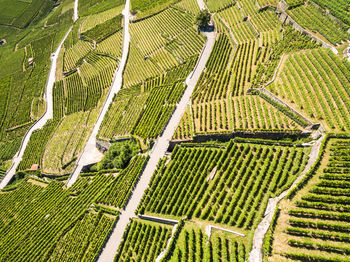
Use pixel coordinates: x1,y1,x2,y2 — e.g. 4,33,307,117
28,57,34,66
30,164,39,171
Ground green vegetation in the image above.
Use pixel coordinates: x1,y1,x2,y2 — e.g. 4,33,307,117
98,6,204,143
96,155,149,207
0,0,73,169
287,3,349,45
41,110,99,175
95,139,140,170
18,120,59,171
253,26,320,88
0,175,117,261
196,9,211,27
163,222,247,262
139,140,309,229
131,0,180,17
115,219,172,261
1,0,350,260
204,0,234,12
0,0,54,28
81,14,123,42
182,22,313,137
269,138,350,262
267,48,350,132
311,0,350,26
285,0,304,8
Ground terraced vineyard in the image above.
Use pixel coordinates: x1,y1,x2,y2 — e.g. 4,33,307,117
176,19,318,139
163,221,247,262
98,5,204,143
0,175,117,261
268,137,350,261
17,0,125,174
1,0,350,261
115,219,172,262
139,140,309,229
267,48,350,132
287,3,349,45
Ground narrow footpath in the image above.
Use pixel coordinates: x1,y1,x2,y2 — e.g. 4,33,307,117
0,27,72,190
74,0,79,21
249,129,326,262
97,11,216,262
66,0,131,188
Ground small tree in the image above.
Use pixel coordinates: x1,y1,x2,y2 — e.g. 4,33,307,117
196,9,211,28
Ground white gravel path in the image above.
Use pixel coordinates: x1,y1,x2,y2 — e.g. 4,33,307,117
0,27,72,190
97,24,216,262
248,130,326,262
66,0,131,188
74,0,79,22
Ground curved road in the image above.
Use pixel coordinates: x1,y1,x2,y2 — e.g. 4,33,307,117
66,0,131,188
0,27,72,189
97,5,215,262
0,0,80,190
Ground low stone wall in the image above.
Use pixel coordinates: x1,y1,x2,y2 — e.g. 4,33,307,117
138,214,178,225
96,139,110,152
260,88,313,126
278,11,338,55
168,130,310,150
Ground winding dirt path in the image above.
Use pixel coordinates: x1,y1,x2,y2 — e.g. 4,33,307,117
66,0,131,188
0,27,73,190
248,128,325,262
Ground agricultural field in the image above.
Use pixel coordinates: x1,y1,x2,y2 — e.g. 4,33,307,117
98,57,197,141
18,0,126,175
0,0,54,28
0,174,117,261
164,221,247,262
268,137,350,261
115,219,172,261
0,0,73,169
98,6,204,142
139,140,309,229
174,12,319,139
267,48,350,132
287,3,349,45
311,0,350,26
130,0,180,18
41,110,99,175
1,0,350,261
124,6,204,87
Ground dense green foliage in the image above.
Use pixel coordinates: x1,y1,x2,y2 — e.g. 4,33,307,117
311,0,350,26
115,220,171,261
270,138,350,261
99,56,198,141
131,0,179,16
164,223,247,262
196,9,211,27
0,0,54,28
97,155,149,207
253,25,319,87
267,48,350,131
287,3,349,45
0,0,73,167
97,139,140,170
81,14,123,42
18,120,59,171
0,175,117,261
139,140,309,228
